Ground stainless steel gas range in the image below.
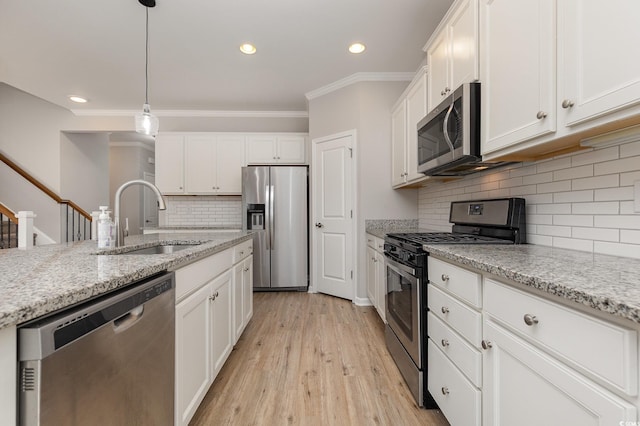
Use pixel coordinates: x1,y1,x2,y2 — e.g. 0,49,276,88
383,198,526,408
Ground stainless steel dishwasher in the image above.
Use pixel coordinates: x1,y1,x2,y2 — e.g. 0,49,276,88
18,272,175,426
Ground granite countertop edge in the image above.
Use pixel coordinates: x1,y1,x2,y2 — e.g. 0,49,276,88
0,231,254,330
424,245,640,325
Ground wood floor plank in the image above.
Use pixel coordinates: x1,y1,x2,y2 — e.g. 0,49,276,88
189,292,450,426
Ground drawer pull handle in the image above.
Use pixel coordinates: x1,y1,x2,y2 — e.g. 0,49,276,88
441,306,449,314
441,387,449,395
441,274,449,282
481,340,493,350
441,339,449,347
240,251,244,256
523,314,539,326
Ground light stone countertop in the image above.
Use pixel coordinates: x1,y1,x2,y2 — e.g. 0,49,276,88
424,244,640,324
0,231,253,330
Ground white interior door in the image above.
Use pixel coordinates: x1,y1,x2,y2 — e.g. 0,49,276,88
312,132,354,300
143,172,158,228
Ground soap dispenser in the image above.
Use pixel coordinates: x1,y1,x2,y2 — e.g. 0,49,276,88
97,206,115,249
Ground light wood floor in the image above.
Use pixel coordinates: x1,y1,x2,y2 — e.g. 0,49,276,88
190,292,449,426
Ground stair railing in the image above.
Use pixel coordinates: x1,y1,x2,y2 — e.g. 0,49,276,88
0,203,18,249
0,152,92,243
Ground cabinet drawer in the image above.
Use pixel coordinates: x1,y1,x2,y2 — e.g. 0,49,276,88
428,312,482,387
428,257,482,308
484,278,638,396
428,339,481,426
374,237,385,253
175,249,233,302
233,239,253,263
428,284,482,347
366,234,377,249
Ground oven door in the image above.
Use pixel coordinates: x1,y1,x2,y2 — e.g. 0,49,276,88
385,255,422,368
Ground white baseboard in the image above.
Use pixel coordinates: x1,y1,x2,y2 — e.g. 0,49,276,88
353,296,373,306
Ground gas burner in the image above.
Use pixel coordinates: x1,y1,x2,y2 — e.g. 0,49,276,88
391,232,514,245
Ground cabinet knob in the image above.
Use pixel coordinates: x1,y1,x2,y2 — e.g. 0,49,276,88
209,295,216,301
378,244,383,249
440,90,445,96
441,339,449,348
373,258,378,263
215,291,219,297
536,111,548,119
441,306,449,314
441,387,450,395
523,314,539,326
179,186,183,190
244,267,249,272
240,251,244,255
561,99,575,109
481,340,493,350
445,87,450,93
441,274,449,282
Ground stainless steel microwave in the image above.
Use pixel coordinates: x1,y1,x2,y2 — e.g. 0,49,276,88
417,82,487,176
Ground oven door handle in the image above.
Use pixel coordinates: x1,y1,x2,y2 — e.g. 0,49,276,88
385,256,417,277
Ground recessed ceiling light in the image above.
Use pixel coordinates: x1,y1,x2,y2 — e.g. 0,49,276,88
348,43,366,54
240,43,257,55
68,95,88,103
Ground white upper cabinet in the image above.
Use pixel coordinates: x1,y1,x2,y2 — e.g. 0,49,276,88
481,0,640,160
558,0,640,127
426,0,479,112
184,134,245,195
480,0,556,155
391,67,428,188
246,134,307,164
155,134,185,194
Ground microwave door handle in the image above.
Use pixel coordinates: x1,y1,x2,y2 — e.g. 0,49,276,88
442,102,456,157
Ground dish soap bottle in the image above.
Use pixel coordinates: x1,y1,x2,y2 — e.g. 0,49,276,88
97,206,115,249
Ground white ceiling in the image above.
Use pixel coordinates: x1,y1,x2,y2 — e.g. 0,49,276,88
0,0,453,113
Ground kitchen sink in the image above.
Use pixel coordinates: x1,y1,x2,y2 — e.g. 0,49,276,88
118,243,201,255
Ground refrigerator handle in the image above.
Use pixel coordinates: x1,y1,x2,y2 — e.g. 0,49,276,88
270,185,275,249
265,185,270,250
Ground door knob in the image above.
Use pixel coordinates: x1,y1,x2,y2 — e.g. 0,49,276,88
315,222,324,228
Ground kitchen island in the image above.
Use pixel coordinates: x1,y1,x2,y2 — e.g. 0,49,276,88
0,230,253,425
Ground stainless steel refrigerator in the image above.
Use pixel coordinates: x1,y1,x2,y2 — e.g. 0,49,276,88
242,166,308,290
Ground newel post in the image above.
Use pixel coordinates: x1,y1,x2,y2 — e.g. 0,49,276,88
17,211,36,249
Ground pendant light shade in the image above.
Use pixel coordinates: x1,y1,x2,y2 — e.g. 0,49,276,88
135,103,159,136
135,3,159,136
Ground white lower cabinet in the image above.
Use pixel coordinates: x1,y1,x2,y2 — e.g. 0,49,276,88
366,234,386,322
427,255,640,426
175,283,212,426
174,239,254,426
483,318,636,426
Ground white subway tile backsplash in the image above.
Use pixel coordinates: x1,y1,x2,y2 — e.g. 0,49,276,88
594,156,640,176
163,196,242,227
571,202,619,215
553,215,593,227
571,174,619,191
572,227,619,242
417,132,640,259
552,164,593,181
553,237,593,252
571,146,619,167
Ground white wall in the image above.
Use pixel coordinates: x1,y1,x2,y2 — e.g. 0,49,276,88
61,133,110,213
418,129,640,259
309,81,418,301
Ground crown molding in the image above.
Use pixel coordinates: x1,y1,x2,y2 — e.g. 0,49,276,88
305,72,416,101
71,109,309,118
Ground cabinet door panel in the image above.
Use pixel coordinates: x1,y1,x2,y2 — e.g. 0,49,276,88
155,135,185,194
449,0,478,90
483,319,636,426
243,257,253,325
366,246,377,307
216,135,245,194
185,136,216,194
375,250,386,322
480,0,556,154
233,263,244,344
559,0,640,126
211,271,233,379
391,101,407,187
277,136,306,164
247,135,277,164
175,284,211,426
427,30,450,112
405,73,428,184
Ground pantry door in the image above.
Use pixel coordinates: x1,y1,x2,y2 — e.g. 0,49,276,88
311,131,355,300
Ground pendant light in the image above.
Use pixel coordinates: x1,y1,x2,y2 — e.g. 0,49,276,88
135,0,159,136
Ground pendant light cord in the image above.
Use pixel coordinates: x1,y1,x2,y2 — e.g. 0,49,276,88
145,7,149,105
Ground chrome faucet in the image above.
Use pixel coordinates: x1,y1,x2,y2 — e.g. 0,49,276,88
114,179,166,247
